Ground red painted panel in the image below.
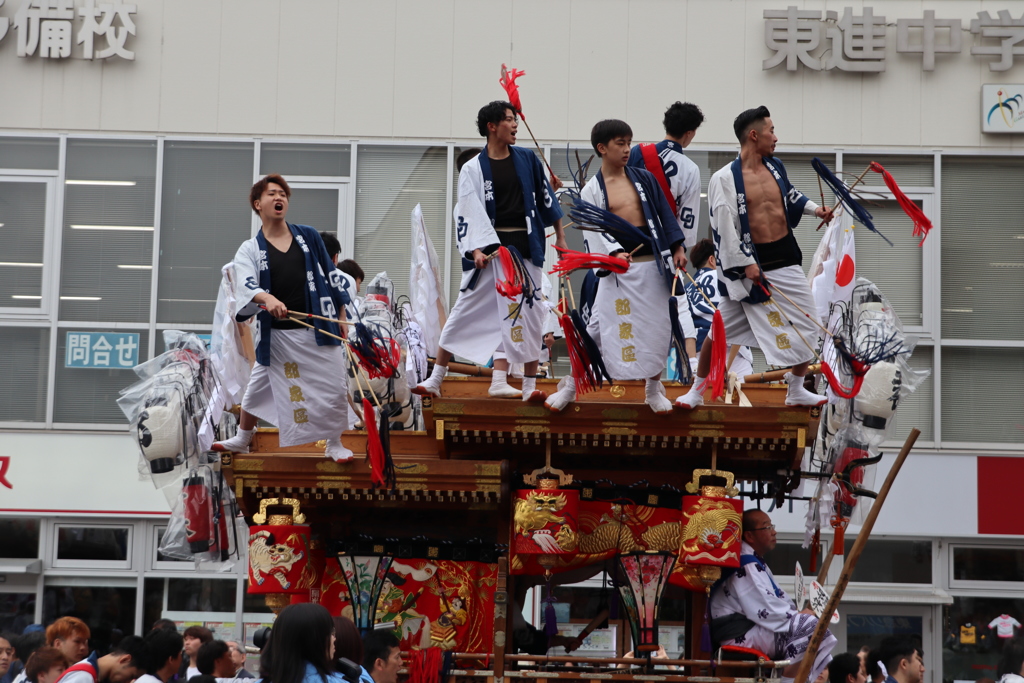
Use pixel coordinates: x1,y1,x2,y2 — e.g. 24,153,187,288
978,457,1024,535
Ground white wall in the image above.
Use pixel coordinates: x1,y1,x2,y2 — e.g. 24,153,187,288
2,0,1024,149
0,431,170,515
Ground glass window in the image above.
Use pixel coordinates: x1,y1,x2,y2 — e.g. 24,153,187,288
43,583,136,654
0,327,49,423
953,547,1024,583
888,346,934,443
843,539,931,583
242,581,273,615
158,141,254,325
941,347,1024,444
354,145,449,301
0,137,59,170
55,526,130,562
260,143,350,177
0,593,37,633
0,179,49,309
53,327,148,424
765,540,827,576
143,577,238,632
852,199,926,327
943,596,1024,683
0,519,40,558
60,140,157,322
942,157,1024,341
846,613,923,655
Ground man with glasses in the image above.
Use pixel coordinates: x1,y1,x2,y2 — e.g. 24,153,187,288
709,509,836,683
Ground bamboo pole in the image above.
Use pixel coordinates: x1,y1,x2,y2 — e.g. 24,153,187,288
792,428,921,683
742,364,822,384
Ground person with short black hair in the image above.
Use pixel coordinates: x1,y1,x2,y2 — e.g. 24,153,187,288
684,237,753,378
626,101,704,374
196,641,234,680
213,174,354,462
8,631,46,683
59,635,147,683
181,626,213,680
135,629,182,683
878,637,924,683
678,106,832,410
865,649,884,683
546,118,686,414
414,101,565,403
149,621,177,634
361,631,400,683
829,652,867,683
0,635,14,683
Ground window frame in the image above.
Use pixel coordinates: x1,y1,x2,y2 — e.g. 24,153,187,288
948,542,1024,592
0,174,59,318
51,523,134,570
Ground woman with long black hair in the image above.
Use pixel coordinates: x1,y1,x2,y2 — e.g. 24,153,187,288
259,604,344,683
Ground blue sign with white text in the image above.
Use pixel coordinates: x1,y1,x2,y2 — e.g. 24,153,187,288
65,332,140,369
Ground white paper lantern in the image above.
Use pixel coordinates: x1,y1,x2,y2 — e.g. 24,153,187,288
134,400,183,474
854,361,901,430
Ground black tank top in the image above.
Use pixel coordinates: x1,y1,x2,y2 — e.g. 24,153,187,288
491,155,527,228
265,236,307,329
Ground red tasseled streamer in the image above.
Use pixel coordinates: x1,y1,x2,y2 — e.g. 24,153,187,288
499,64,527,119
363,399,387,488
494,246,524,299
870,162,933,245
408,648,443,683
548,247,630,276
705,309,727,400
821,361,867,399
557,310,598,396
352,338,401,379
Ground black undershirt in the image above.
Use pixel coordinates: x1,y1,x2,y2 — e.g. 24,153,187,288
265,237,308,329
491,155,527,228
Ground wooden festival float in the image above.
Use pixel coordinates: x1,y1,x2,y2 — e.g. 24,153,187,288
223,370,868,683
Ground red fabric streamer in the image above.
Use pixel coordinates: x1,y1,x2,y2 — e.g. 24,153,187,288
494,246,524,299
499,64,527,119
821,360,868,399
548,247,630,275
408,648,443,683
557,309,598,396
363,399,387,488
869,162,933,245
704,310,727,400
352,338,401,379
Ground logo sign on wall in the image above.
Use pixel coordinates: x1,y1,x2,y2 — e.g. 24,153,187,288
983,84,1024,133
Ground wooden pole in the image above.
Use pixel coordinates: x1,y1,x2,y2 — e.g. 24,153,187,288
792,428,921,683
743,364,822,384
429,358,494,377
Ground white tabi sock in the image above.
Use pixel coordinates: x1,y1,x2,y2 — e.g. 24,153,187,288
413,363,447,397
521,376,546,402
213,427,255,453
645,378,672,413
676,377,705,409
489,370,522,398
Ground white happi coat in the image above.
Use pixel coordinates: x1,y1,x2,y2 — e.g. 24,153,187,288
440,153,552,366
710,542,835,682
629,140,701,251
707,164,821,367
579,176,672,380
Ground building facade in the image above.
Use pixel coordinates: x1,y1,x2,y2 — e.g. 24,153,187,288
1,2,1023,680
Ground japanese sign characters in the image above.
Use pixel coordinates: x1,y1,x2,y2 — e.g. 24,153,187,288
0,0,136,61
764,6,1024,72
65,331,139,369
